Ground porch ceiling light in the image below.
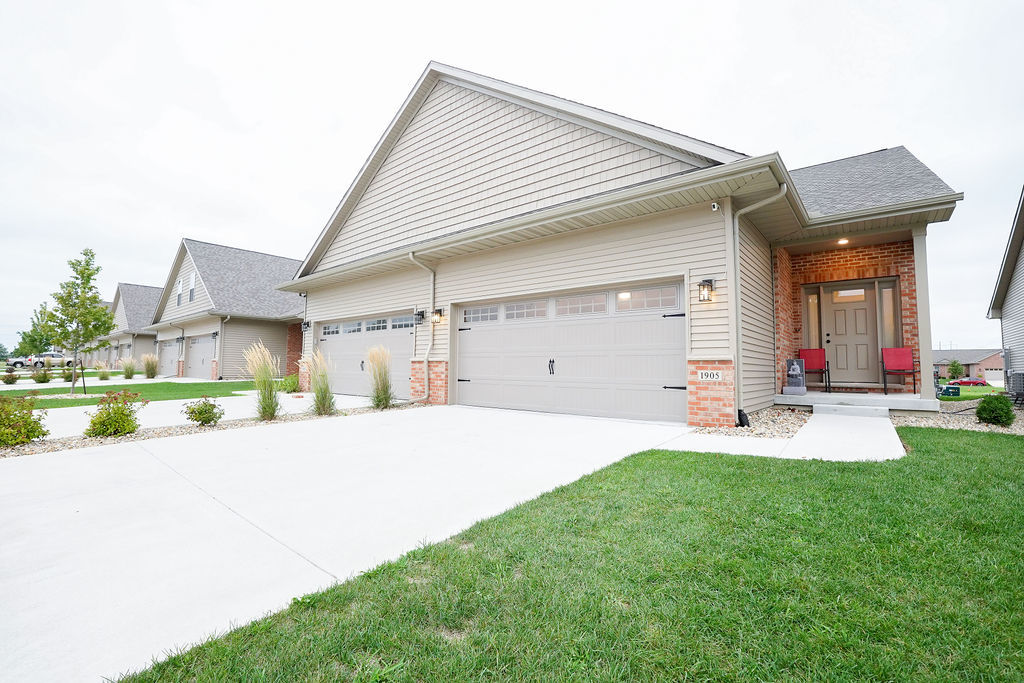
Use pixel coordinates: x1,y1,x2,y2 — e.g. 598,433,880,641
837,238,850,245
431,308,444,324
698,279,715,302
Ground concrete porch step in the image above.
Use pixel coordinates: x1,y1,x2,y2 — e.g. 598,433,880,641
812,404,890,418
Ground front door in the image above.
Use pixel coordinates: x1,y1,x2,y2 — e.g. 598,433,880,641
822,283,878,383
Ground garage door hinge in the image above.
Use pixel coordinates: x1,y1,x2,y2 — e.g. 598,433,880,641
662,313,686,318
457,378,471,382
458,327,471,331
663,385,687,390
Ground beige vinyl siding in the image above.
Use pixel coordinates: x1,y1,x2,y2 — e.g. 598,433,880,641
153,252,213,324
737,217,776,412
314,81,697,272
110,333,157,363
432,204,730,360
1001,245,1024,372
219,319,290,379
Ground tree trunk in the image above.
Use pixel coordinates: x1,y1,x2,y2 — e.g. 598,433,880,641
69,346,79,395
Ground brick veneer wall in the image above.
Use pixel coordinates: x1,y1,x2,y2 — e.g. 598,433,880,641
687,360,736,427
210,359,218,381
285,323,302,376
298,362,311,392
176,359,184,378
774,240,920,390
410,360,448,405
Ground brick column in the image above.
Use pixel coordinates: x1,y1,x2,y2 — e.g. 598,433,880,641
687,360,736,427
176,359,184,378
285,323,302,376
210,359,218,381
298,363,311,391
410,360,448,404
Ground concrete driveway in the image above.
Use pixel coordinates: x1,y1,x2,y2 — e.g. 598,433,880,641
0,406,687,681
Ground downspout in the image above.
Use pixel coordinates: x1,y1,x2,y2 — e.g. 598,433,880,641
731,182,788,414
219,316,230,380
408,252,435,403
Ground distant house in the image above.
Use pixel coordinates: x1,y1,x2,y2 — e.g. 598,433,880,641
88,283,163,369
988,186,1024,379
144,239,304,380
933,349,1004,383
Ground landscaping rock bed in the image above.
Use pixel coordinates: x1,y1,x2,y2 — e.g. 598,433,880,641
0,402,424,458
892,405,1024,435
692,407,810,438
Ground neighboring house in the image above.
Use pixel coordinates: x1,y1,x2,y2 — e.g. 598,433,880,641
91,283,164,369
933,349,1004,383
988,186,1024,380
280,62,962,427
145,239,304,380
80,300,112,368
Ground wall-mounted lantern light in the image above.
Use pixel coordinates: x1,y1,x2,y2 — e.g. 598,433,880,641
210,332,218,340
698,279,715,302
432,308,444,324
301,321,311,332
415,310,426,323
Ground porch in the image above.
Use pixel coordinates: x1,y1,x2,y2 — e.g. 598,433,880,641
775,390,940,413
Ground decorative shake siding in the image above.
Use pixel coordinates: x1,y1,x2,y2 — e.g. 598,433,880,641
737,217,776,412
314,81,699,271
153,252,213,324
220,319,289,379
1002,244,1024,371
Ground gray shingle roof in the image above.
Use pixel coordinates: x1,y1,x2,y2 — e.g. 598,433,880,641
184,239,303,319
117,283,163,332
932,349,1002,365
790,146,957,219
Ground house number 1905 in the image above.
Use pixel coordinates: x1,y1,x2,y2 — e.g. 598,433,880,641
698,370,723,381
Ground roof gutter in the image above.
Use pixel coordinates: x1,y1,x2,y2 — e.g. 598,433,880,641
407,252,436,404
731,182,789,414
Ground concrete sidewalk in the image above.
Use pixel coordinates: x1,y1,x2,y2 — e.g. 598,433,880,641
37,392,371,438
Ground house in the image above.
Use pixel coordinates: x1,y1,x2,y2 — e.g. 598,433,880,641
933,349,1004,383
79,300,111,368
145,239,304,380
89,283,163,369
280,62,962,427
988,186,1024,380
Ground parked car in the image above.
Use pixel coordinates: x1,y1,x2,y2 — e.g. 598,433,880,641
948,378,988,386
26,352,73,368
6,356,29,368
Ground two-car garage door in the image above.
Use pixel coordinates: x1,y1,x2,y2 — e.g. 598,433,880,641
318,314,415,399
456,283,687,422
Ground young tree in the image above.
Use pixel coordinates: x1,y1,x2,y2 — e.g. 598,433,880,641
947,359,964,380
0,343,8,361
48,249,114,394
12,303,56,357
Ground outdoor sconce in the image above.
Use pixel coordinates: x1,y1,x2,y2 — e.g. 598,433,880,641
415,310,426,323
432,308,444,324
698,279,715,302
301,321,311,332
210,332,218,340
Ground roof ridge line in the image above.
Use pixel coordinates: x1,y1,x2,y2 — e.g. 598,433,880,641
183,237,302,263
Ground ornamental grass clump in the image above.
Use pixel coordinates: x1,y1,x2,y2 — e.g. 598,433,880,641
367,345,394,410
61,367,74,382
142,353,159,379
121,357,137,380
84,390,148,437
243,341,280,421
96,362,111,381
301,349,335,416
183,396,225,426
0,394,48,446
976,395,1015,427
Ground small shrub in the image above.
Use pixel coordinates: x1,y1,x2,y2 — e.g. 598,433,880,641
243,342,280,421
62,367,74,382
96,362,111,381
121,357,137,380
141,353,159,379
367,345,393,410
84,391,148,437
977,395,1015,427
2,372,17,385
31,369,52,383
301,349,335,416
278,373,301,393
0,394,49,446
183,396,225,426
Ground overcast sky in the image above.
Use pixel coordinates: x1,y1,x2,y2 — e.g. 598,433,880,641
1,0,1021,352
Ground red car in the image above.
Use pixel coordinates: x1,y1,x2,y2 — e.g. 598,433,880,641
948,378,988,386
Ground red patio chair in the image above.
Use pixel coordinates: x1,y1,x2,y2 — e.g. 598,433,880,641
798,348,831,392
881,347,917,395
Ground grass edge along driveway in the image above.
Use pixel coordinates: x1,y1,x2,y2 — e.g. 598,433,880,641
125,427,1023,681
7,381,254,409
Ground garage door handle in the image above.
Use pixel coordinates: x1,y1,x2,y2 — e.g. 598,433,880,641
548,359,555,375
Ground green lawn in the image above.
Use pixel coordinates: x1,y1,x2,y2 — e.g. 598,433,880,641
126,428,1024,681
939,384,1004,402
8,381,254,408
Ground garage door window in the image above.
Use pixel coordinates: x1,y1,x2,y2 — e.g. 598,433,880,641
463,305,498,323
342,321,362,334
505,301,546,320
322,324,340,336
366,318,388,331
391,315,415,329
556,293,606,316
615,286,677,312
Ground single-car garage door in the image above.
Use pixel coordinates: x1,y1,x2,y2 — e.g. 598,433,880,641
158,341,177,376
318,314,416,398
185,334,215,379
456,283,687,422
